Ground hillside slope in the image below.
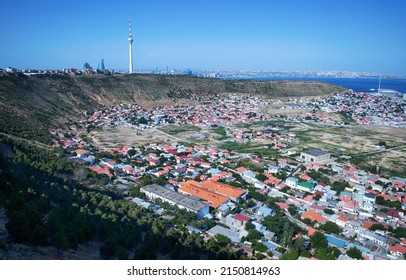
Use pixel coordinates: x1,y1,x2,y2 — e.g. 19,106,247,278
0,73,345,142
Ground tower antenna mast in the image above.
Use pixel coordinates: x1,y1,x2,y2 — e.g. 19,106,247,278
128,17,134,74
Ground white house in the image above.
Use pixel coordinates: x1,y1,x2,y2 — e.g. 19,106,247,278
286,177,299,188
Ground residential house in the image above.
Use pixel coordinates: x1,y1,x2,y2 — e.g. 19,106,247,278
336,214,350,228
268,165,280,174
257,206,276,219
301,209,327,224
358,230,391,248
296,181,316,192
207,225,245,243
286,177,299,188
388,244,406,259
225,213,252,230
387,209,401,222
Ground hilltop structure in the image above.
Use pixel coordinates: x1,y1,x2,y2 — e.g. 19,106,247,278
128,18,134,74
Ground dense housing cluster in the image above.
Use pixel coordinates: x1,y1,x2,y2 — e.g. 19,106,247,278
49,91,406,260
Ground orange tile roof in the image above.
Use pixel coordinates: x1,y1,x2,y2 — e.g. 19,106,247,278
338,214,350,222
181,180,245,200
302,209,327,224
178,182,229,208
362,220,377,229
75,149,90,155
199,180,246,200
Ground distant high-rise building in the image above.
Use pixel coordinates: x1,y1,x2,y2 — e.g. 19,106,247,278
98,59,105,71
128,18,133,74
83,62,91,70
83,62,92,74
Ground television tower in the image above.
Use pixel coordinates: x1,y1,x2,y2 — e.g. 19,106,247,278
128,18,134,74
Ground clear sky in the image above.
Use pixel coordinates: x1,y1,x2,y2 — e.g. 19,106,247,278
1,0,405,75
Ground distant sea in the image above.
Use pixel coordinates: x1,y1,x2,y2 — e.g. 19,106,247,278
241,77,406,94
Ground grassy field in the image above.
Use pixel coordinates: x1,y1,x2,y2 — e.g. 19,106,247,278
212,126,228,140
159,125,201,135
219,141,264,152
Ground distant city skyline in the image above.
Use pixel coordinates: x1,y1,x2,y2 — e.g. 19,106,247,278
1,0,406,75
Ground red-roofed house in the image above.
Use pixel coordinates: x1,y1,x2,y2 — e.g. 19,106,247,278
304,195,314,203
362,220,378,229
74,149,91,158
388,244,406,258
233,213,251,223
336,214,350,228
393,181,405,190
236,166,248,174
225,213,252,229
387,209,401,221
302,209,327,224
89,165,112,178
122,166,135,174
275,202,289,210
300,174,311,181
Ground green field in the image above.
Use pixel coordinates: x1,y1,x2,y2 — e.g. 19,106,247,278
212,126,228,140
159,125,201,135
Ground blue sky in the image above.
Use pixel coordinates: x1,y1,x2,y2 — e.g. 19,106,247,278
1,0,405,74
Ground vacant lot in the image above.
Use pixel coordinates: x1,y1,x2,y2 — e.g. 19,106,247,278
292,123,406,177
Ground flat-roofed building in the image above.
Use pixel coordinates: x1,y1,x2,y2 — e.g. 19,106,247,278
207,225,246,243
180,179,246,204
178,181,229,208
141,184,209,218
300,148,330,163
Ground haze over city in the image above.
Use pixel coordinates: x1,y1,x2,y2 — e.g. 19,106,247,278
1,0,406,75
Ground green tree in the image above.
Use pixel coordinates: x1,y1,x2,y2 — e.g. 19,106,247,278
245,221,255,231
346,246,363,260
393,227,406,239
255,252,266,260
309,232,327,250
253,242,267,253
321,221,341,234
332,181,350,195
246,229,261,242
369,223,386,231
323,208,335,215
288,205,297,216
215,234,230,247
315,248,336,260
280,249,299,260
256,173,267,182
